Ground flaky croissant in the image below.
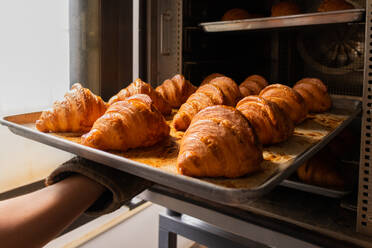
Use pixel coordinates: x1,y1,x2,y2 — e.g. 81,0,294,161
221,8,251,21
236,96,294,145
297,151,345,188
259,84,308,124
239,74,268,97
318,0,354,12
155,74,197,108
293,78,332,113
81,94,170,151
177,105,263,178
271,1,301,17
36,83,107,133
173,76,241,131
108,78,172,115
201,73,225,86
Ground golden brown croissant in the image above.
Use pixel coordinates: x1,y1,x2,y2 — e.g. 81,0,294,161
259,84,308,124
239,74,268,97
81,94,170,151
297,151,345,188
155,74,197,108
221,8,251,21
318,0,354,12
173,76,241,131
36,83,107,133
293,78,332,113
177,105,263,178
201,73,225,86
236,96,294,145
108,78,172,115
271,1,301,17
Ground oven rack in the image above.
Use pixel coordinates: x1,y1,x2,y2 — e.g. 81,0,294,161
199,9,365,32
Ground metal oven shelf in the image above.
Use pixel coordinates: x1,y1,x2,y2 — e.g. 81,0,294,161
199,9,365,32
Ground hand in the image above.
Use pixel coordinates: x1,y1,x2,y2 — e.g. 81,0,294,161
0,175,105,248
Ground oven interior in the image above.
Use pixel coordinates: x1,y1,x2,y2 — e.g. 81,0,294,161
146,0,368,233
179,0,363,153
181,0,364,96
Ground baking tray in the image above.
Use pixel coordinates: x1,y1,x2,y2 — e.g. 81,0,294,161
280,179,351,198
200,9,364,32
0,97,361,205
280,159,358,198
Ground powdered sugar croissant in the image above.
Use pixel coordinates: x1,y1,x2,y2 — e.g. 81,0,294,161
36,83,107,133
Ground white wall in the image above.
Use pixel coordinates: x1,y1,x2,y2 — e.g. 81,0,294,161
0,0,72,192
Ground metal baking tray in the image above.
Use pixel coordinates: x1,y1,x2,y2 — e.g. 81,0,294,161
280,159,358,198
280,179,351,198
200,9,364,32
0,97,361,205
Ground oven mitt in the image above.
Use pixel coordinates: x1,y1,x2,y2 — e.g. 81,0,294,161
45,156,153,216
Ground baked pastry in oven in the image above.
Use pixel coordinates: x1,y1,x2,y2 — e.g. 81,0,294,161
271,1,301,17
201,73,225,86
236,96,294,145
108,78,172,115
259,84,308,124
173,76,241,131
297,150,345,188
293,78,332,113
81,94,170,151
221,8,251,21
239,74,268,97
36,83,107,133
155,74,197,108
177,105,263,178
318,0,354,12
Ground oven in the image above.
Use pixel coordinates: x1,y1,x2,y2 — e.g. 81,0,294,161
48,0,372,245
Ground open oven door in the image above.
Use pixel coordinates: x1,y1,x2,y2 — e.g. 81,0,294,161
69,0,135,101
70,0,182,101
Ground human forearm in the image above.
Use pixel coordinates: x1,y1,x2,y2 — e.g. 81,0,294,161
0,156,152,248
0,175,105,248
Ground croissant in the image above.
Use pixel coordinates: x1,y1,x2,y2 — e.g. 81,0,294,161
177,105,263,178
318,0,354,12
236,96,294,145
201,73,225,86
81,94,170,151
36,83,107,133
259,84,308,124
173,76,241,131
239,74,268,97
293,78,332,113
108,78,172,115
155,74,197,108
221,8,251,21
271,1,301,17
297,151,345,188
